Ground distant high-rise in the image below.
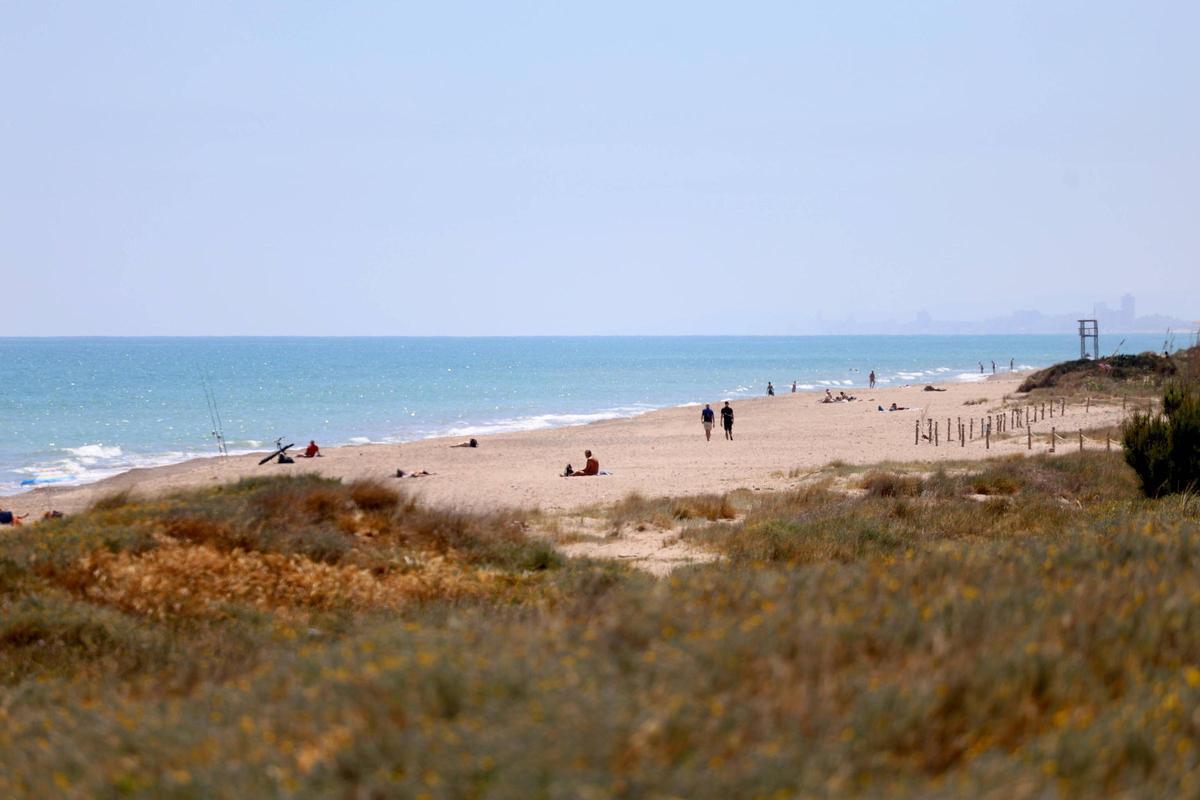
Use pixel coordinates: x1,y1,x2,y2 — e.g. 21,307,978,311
1120,294,1136,327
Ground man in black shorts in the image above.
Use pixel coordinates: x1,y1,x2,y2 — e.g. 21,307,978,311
721,401,734,441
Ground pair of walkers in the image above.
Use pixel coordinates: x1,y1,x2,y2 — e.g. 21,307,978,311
700,402,735,441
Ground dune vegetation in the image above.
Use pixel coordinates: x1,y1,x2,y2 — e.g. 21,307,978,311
2,443,1200,796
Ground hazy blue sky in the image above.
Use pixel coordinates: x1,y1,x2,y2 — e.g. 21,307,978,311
2,2,1197,335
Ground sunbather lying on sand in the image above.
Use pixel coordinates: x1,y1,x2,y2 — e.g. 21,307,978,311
450,438,479,448
396,469,433,478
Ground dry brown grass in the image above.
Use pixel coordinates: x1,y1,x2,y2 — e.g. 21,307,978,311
66,538,501,619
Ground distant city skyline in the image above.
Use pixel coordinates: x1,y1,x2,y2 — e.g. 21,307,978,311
800,293,1197,338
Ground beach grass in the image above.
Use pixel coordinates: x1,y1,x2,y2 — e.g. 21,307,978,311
2,454,1200,797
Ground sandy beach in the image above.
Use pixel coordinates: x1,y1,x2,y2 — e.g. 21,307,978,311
5,372,1127,520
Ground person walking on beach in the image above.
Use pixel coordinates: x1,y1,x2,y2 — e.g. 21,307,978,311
767,382,775,396
721,401,734,440
791,381,797,393
979,362,984,374
1010,358,1014,372
701,404,715,441
868,370,876,389
991,360,996,374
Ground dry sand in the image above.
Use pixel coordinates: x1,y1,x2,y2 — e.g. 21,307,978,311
7,372,1125,523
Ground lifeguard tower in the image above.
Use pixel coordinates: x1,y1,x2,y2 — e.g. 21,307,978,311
1078,319,1099,360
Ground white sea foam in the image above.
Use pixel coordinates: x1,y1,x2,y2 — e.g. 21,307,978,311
955,372,989,383
64,444,123,460
348,437,372,445
440,406,655,438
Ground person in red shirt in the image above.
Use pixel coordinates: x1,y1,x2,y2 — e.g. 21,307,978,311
567,450,600,477
302,440,320,458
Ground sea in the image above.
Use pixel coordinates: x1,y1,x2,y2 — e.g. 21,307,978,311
0,334,1170,495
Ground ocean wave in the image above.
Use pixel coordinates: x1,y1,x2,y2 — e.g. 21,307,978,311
6,447,216,494
64,444,123,460
439,406,655,438
955,372,989,383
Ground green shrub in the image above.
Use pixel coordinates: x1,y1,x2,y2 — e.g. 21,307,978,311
1122,381,1200,497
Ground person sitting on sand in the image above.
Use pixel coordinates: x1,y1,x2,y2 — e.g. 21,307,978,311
302,440,321,458
889,402,908,411
566,450,600,477
823,389,834,403
767,382,775,396
450,438,479,448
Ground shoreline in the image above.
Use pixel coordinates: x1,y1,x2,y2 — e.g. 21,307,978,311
4,367,1008,500
5,370,1131,520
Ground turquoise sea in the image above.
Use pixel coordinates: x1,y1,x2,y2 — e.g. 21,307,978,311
0,334,1170,494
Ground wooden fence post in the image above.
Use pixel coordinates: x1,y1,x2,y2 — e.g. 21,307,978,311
1027,426,1032,450
915,420,920,445
1050,427,1055,453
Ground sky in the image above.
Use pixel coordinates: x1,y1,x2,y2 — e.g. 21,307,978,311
2,2,1197,336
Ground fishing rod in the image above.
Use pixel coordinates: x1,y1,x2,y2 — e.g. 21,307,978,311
198,370,229,458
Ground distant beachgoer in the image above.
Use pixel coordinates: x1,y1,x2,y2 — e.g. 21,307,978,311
823,389,834,403
451,438,479,448
396,469,433,478
791,381,797,393
701,404,715,441
1010,358,1014,371
567,450,600,477
869,370,876,389
302,440,321,458
889,402,907,411
721,402,734,440
979,362,984,373
991,360,996,374
767,382,775,396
